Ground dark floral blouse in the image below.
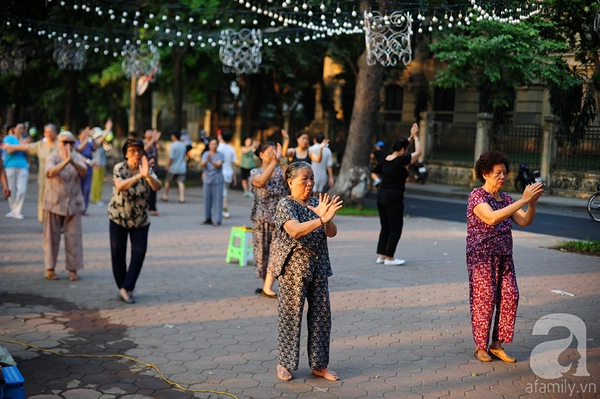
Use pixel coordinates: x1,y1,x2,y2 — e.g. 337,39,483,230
108,161,158,229
271,196,333,280
249,166,288,223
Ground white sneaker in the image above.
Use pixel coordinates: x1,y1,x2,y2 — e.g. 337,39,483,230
95,201,105,206
376,257,385,264
5,212,13,218
384,258,405,266
222,211,230,219
12,213,24,219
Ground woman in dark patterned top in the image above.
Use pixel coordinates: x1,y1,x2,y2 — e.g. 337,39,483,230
467,150,543,363
108,138,162,304
271,161,343,382
250,141,288,297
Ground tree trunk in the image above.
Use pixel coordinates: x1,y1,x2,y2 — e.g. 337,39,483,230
64,69,78,131
173,50,184,133
140,83,153,131
329,51,384,208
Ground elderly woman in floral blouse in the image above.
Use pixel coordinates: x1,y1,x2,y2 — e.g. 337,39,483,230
467,150,543,363
108,138,162,304
250,141,288,297
271,161,343,382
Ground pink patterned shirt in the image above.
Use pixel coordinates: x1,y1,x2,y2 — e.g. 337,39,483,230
466,187,514,255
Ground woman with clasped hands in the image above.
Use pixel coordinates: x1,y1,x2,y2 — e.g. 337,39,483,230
271,161,343,382
43,131,88,281
108,138,162,303
467,150,544,363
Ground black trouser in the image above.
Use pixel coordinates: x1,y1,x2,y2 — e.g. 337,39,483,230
376,189,404,258
109,220,149,292
148,189,157,211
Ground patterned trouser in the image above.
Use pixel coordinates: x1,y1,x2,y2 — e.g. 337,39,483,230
467,253,519,351
278,267,331,370
253,220,276,279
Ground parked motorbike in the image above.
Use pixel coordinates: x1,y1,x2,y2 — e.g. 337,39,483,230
514,162,542,193
408,161,428,184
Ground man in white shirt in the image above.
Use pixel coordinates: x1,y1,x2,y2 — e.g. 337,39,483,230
309,132,334,194
217,130,238,218
161,131,187,203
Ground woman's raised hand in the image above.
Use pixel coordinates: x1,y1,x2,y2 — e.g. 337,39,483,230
522,181,544,203
139,155,150,178
410,123,419,138
275,142,282,162
309,193,344,224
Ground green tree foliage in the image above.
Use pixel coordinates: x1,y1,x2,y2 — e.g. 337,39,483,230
542,0,600,146
430,19,569,131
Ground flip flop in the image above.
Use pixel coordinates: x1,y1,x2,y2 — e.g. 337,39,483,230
69,272,79,281
260,290,277,299
117,292,135,304
312,368,339,381
44,271,59,280
277,365,292,381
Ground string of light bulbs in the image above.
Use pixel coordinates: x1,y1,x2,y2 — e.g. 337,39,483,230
1,0,546,73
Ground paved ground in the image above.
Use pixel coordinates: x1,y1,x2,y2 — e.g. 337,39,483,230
0,177,598,399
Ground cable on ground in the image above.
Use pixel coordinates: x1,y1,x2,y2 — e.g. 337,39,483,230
0,338,238,399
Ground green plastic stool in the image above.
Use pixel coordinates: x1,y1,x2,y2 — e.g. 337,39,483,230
226,226,254,266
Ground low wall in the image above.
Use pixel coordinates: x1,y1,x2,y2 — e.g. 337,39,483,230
427,163,599,197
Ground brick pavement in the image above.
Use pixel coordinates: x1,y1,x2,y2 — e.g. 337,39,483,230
0,178,598,399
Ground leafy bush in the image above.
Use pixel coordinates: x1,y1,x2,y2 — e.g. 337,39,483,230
555,239,600,256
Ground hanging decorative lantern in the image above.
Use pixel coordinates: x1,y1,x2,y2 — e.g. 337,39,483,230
0,46,27,76
219,28,262,75
121,43,161,95
364,11,413,68
121,43,161,80
53,39,87,70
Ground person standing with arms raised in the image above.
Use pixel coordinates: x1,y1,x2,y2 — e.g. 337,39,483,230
201,137,225,226
375,123,421,266
108,138,162,303
467,150,543,363
43,131,88,281
271,161,343,382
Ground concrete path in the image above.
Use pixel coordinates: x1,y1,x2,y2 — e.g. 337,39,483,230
0,178,598,399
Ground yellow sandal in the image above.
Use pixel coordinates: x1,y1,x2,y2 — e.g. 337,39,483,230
474,349,492,362
489,347,516,363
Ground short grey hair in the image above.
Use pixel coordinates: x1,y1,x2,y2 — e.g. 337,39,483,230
285,161,312,182
57,131,76,142
45,123,58,133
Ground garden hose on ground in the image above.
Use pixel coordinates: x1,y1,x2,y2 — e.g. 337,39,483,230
0,338,238,399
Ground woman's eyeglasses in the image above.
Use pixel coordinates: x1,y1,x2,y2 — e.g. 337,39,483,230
61,140,75,145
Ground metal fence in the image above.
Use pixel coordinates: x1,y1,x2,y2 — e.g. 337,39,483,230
430,122,477,164
494,124,543,170
554,126,600,171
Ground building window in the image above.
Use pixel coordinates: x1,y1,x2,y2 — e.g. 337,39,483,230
433,87,455,112
384,85,404,111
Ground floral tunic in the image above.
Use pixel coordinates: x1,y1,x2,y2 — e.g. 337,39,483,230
272,196,332,280
249,166,288,223
466,187,514,255
108,161,157,229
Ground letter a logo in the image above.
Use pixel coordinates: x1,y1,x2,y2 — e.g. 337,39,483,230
531,313,589,379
